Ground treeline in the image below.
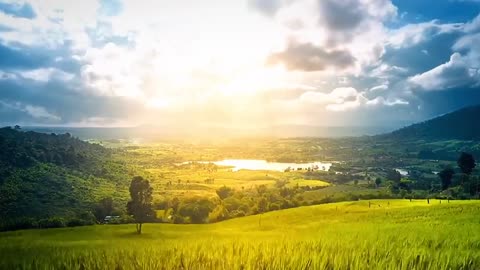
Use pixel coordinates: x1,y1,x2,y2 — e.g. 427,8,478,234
160,181,329,224
0,126,109,172
382,152,478,199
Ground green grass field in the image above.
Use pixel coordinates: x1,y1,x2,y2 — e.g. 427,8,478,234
1,199,480,269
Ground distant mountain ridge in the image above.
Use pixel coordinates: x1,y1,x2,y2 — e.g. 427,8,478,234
385,105,480,141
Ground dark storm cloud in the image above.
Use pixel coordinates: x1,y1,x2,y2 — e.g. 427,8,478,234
267,42,356,71
0,1,36,19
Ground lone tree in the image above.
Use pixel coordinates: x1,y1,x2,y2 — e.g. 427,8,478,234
127,176,154,234
457,152,476,175
375,177,382,188
438,167,455,190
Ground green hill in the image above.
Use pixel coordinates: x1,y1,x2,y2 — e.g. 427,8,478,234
1,200,479,269
0,127,130,227
385,105,480,141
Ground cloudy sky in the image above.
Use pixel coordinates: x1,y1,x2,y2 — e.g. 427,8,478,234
1,0,480,129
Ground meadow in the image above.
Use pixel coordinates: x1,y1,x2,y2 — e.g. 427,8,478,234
1,199,479,270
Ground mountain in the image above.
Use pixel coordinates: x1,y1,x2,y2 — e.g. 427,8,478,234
384,105,480,141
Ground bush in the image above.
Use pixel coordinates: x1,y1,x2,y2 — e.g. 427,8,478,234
108,215,135,225
0,218,38,231
173,215,189,224
229,210,246,218
66,218,85,227
38,217,66,229
78,211,96,225
177,197,215,223
268,203,281,211
208,205,229,223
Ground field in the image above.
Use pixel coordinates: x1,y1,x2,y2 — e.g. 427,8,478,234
2,199,480,270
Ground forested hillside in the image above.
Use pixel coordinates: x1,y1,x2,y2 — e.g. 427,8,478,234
0,127,130,228
386,105,480,141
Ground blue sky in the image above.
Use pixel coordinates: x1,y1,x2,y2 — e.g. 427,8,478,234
0,0,480,128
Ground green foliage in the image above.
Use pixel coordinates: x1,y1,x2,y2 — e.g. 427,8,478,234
177,197,215,223
0,128,130,230
215,185,233,200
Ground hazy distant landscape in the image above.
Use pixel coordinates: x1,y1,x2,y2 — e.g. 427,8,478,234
22,125,397,141
2,0,480,269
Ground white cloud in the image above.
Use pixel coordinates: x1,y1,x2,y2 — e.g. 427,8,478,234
409,53,480,90
0,101,61,121
20,68,74,82
387,20,463,49
0,0,99,49
0,71,18,80
369,84,389,92
24,105,61,121
259,0,398,75
464,13,480,33
299,86,407,112
366,96,408,106
409,14,480,91
370,63,408,79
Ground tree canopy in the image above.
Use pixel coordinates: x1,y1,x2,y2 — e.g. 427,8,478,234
457,152,476,175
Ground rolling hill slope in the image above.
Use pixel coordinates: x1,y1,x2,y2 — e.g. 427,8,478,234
384,105,480,141
1,200,479,269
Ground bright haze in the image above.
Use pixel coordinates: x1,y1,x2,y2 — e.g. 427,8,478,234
1,0,480,135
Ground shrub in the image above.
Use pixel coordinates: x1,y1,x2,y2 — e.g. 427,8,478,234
229,210,246,218
78,211,96,225
173,215,188,224
38,217,66,229
208,205,229,223
0,218,38,231
66,218,85,227
268,203,281,211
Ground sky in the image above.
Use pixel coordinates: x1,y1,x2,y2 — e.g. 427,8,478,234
1,0,480,130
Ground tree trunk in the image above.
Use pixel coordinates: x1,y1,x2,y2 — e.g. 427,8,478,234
138,223,142,234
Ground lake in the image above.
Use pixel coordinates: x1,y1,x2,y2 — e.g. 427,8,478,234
185,159,332,172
